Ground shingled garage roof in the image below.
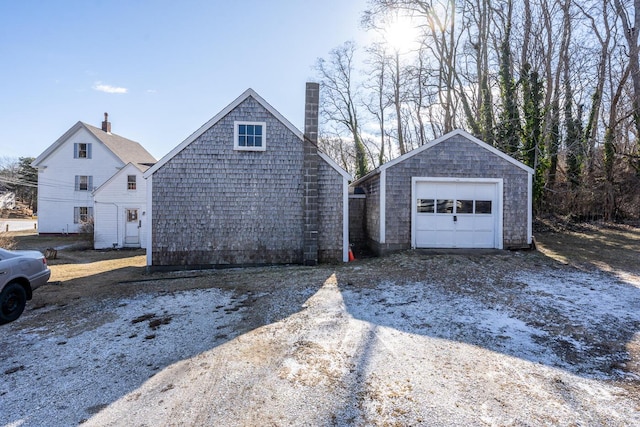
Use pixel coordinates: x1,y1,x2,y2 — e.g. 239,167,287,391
32,121,156,169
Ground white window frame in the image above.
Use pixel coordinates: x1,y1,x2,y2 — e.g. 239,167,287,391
74,206,94,224
75,175,93,191
74,143,92,159
234,121,266,151
127,175,137,190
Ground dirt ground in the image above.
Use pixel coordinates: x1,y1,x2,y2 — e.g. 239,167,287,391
1,224,640,426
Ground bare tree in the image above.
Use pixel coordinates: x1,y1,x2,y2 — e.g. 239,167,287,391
316,41,369,178
614,0,640,151
577,0,615,173
312,0,640,220
363,43,392,166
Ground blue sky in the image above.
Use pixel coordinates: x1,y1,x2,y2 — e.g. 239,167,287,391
0,0,371,161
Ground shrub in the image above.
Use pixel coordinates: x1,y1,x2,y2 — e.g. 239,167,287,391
79,217,95,247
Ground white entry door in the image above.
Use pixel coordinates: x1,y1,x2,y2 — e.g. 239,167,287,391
413,180,500,248
124,209,140,246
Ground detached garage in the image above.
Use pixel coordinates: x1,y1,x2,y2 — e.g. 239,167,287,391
351,129,533,254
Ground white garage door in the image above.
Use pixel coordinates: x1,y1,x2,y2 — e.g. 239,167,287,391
413,180,500,248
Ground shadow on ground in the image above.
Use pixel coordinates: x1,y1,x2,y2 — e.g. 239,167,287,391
2,226,639,426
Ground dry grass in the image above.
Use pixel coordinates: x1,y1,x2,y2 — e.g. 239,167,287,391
11,230,88,252
535,221,640,277
9,225,640,321
0,232,16,249
48,255,146,282
8,231,147,307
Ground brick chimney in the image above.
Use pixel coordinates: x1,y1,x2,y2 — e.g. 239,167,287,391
101,112,111,133
303,82,319,266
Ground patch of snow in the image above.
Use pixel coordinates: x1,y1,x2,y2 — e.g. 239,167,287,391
2,264,639,426
0,288,245,427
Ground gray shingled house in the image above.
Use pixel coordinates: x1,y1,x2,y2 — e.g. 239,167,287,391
351,129,533,254
144,84,351,269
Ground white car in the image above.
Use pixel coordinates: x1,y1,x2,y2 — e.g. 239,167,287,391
0,248,51,324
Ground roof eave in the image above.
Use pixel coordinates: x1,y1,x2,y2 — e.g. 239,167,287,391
32,121,85,167
350,168,381,187
377,129,534,175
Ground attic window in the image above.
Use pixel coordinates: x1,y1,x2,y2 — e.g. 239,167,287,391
127,175,136,190
234,121,266,151
74,143,92,159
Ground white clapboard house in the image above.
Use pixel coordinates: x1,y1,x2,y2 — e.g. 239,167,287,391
32,114,156,248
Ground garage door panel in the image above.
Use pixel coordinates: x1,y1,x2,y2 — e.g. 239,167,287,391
434,230,455,247
472,216,494,230
454,230,476,247
455,215,475,230
414,180,499,249
435,183,456,197
416,185,436,199
435,215,455,231
475,185,496,199
456,186,476,199
416,230,435,247
474,231,495,247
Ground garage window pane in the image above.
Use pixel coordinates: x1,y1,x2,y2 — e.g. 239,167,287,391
417,199,434,213
457,200,474,214
436,199,454,213
476,200,492,214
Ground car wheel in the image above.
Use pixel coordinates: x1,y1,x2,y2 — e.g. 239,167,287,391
0,282,27,325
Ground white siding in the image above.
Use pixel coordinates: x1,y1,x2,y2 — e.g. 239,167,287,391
93,164,148,249
37,127,123,233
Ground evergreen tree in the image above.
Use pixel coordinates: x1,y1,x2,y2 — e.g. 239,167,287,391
520,64,546,209
564,79,583,187
16,157,37,211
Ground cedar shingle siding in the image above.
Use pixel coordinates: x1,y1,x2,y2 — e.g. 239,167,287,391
355,132,532,254
317,159,344,262
151,96,346,267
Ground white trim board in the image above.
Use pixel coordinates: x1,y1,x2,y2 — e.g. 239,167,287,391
352,129,534,187
527,173,533,245
379,169,386,244
146,175,153,266
342,176,349,262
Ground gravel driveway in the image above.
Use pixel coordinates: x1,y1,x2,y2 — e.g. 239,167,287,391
1,238,639,426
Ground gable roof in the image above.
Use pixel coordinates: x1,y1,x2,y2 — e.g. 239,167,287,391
352,129,534,186
32,121,156,168
144,88,352,180
93,162,146,196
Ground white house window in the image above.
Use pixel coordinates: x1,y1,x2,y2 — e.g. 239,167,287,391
74,143,92,159
127,175,136,190
73,206,93,224
75,175,93,191
234,121,266,151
